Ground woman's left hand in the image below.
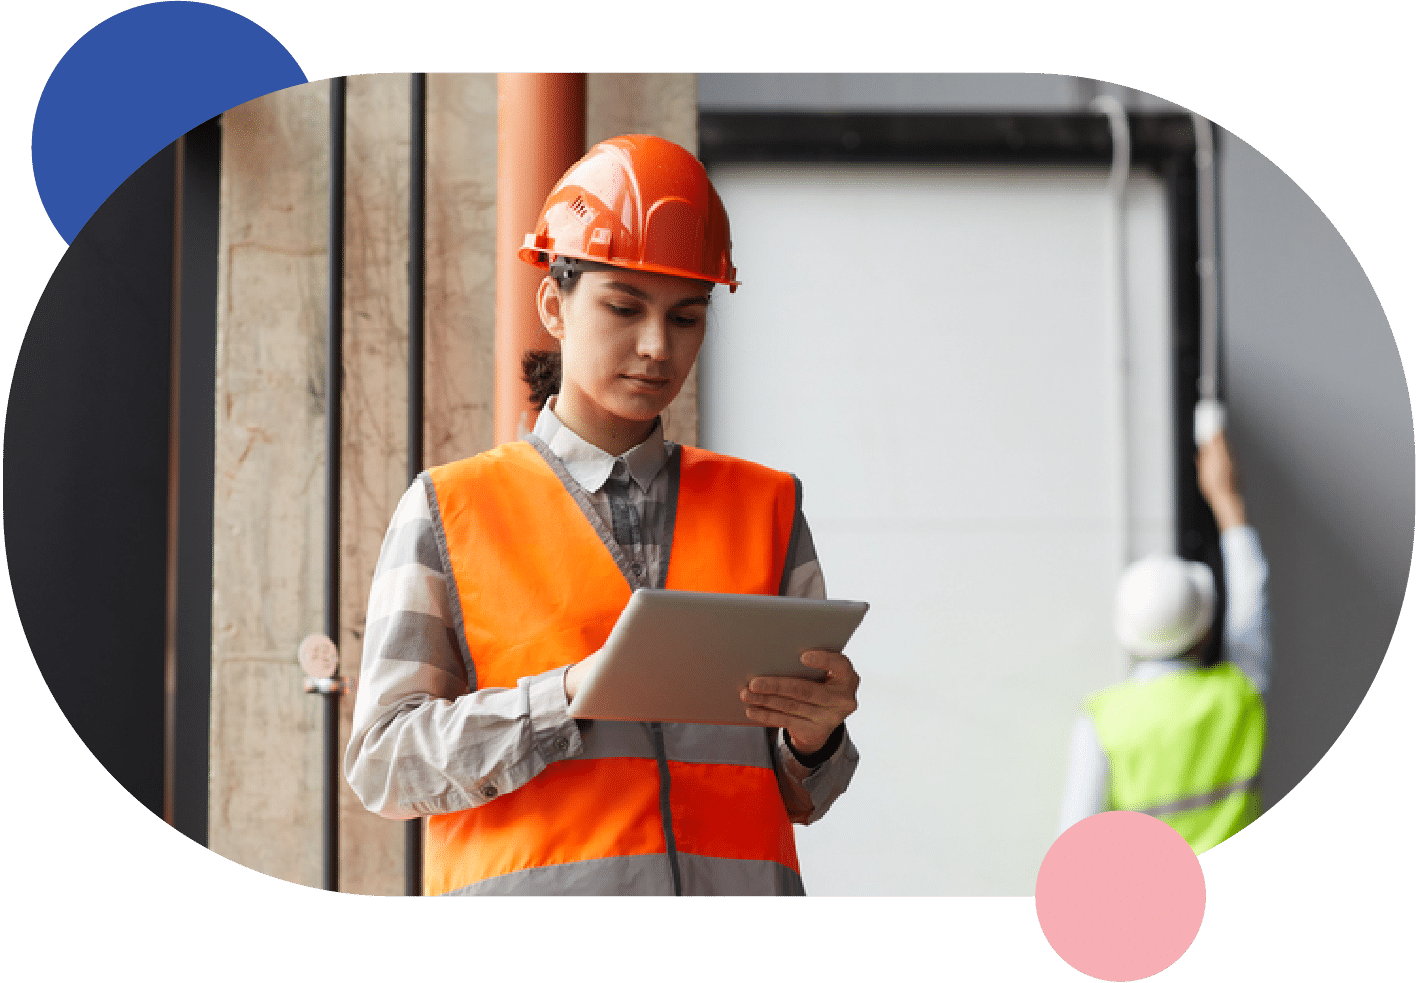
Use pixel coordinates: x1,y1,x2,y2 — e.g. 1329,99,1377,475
741,649,860,756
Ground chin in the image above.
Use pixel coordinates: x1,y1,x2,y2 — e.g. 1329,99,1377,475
609,386,680,420
609,399,671,424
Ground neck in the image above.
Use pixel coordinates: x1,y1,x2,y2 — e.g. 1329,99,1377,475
551,394,657,457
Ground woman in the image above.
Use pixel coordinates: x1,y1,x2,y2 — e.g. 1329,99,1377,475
345,134,860,896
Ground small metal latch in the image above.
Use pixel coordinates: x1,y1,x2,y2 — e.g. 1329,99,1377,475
299,633,347,696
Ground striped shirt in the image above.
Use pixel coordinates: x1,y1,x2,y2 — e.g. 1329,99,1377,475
344,399,855,836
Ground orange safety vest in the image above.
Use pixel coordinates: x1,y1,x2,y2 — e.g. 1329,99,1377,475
424,439,801,895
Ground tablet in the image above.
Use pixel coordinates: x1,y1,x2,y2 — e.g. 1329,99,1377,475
568,589,869,726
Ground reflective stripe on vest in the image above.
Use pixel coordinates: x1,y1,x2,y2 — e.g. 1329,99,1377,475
424,440,800,895
1086,662,1266,853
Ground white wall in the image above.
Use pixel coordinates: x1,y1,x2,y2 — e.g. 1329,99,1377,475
701,164,1172,895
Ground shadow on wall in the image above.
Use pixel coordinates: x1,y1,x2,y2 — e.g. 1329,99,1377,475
1220,130,1413,814
1232,420,1411,810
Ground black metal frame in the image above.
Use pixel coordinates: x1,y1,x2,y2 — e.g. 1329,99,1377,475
173,116,221,844
698,110,1220,643
324,76,347,895
405,72,427,897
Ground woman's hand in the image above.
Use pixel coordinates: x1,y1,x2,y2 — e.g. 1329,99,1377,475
740,649,860,756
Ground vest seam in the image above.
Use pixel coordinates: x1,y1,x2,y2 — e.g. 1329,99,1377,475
524,434,641,590
421,471,476,690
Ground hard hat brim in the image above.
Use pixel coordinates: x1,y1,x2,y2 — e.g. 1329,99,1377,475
518,242,740,292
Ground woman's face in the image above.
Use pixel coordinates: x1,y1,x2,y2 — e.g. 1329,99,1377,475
538,266,711,449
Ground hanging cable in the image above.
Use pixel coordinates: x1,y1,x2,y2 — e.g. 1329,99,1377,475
1092,94,1132,576
1190,112,1228,446
1192,113,1219,402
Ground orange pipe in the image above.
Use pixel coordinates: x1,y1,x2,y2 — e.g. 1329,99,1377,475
494,73,586,445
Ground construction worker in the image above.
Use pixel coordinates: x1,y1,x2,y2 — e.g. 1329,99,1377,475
1056,429,1270,852
344,134,860,895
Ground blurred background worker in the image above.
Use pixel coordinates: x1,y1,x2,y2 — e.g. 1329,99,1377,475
1057,429,1271,851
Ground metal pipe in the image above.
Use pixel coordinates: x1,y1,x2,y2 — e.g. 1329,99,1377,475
405,71,427,897
493,73,586,445
1092,94,1134,682
1092,94,1132,574
1192,113,1219,401
324,74,347,895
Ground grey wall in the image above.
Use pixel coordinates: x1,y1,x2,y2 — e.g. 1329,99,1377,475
700,73,1410,822
1219,132,1411,807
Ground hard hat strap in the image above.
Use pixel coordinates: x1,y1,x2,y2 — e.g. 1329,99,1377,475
548,255,620,292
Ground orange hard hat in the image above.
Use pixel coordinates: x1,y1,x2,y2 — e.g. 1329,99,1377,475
518,134,739,291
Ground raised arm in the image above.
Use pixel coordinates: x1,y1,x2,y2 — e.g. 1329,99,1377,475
1196,432,1272,694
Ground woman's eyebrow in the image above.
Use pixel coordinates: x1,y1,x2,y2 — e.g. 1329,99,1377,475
603,280,651,300
603,281,711,308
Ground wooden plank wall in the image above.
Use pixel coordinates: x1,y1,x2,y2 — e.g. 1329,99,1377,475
210,80,331,887
210,74,697,894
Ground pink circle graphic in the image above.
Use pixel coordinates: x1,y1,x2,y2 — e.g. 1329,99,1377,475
1035,812,1206,981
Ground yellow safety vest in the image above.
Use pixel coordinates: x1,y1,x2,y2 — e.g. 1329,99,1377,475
1086,662,1266,853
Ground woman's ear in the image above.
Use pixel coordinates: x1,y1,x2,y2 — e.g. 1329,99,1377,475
536,276,566,341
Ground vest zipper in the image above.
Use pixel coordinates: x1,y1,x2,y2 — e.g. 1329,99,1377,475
649,721,683,896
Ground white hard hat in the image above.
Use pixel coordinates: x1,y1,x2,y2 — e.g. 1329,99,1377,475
1114,556,1216,659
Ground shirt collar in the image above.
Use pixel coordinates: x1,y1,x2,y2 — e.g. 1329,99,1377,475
530,395,668,494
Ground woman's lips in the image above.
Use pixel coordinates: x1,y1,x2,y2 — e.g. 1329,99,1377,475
623,375,670,390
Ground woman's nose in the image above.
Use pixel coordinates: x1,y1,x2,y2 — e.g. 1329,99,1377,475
636,317,670,359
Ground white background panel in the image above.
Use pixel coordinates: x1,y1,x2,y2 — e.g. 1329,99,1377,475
703,164,1171,894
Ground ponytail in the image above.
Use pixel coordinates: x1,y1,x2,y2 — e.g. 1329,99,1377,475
521,256,589,410
521,349,561,410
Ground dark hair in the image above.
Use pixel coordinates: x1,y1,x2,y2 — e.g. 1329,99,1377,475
521,349,561,410
520,257,584,410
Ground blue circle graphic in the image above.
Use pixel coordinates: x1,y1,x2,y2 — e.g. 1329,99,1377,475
33,2,306,243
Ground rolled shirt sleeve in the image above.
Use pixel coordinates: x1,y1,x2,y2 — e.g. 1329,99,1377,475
1220,525,1271,695
343,479,583,820
1056,713,1110,836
